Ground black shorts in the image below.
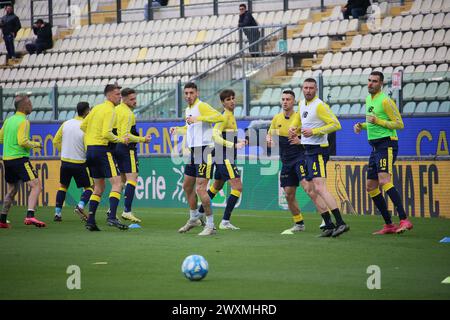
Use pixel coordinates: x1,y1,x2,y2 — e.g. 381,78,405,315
304,153,329,180
115,144,139,174
280,158,307,187
86,145,120,179
214,160,241,181
184,146,214,179
60,161,93,188
302,145,330,181
3,157,37,184
367,146,398,180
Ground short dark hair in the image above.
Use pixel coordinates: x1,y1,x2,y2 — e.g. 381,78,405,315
76,102,90,116
121,88,136,97
184,82,198,90
104,83,122,95
303,78,317,85
282,89,295,98
14,94,30,111
35,19,44,24
370,71,384,82
220,89,235,102
239,3,247,9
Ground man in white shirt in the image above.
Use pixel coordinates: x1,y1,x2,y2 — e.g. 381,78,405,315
294,78,350,238
170,82,224,236
52,102,93,222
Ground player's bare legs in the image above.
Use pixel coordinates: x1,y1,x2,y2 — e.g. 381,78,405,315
183,175,197,210
0,182,18,228
23,178,46,227
178,175,203,233
282,186,305,233
312,178,338,210
301,180,328,213
196,177,217,235
196,177,211,216
213,179,225,193
27,178,41,211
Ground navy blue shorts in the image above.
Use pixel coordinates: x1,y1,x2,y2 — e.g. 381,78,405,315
86,146,120,179
60,161,93,188
304,153,329,180
214,160,241,181
115,144,139,174
280,158,307,187
184,146,214,179
3,157,37,184
367,146,398,180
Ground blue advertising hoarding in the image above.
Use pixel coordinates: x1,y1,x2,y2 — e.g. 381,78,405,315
1,117,448,157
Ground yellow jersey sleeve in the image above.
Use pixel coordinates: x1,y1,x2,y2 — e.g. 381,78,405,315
53,122,64,151
197,103,225,123
212,113,234,148
17,120,40,149
126,111,146,143
312,102,342,135
174,124,187,135
375,98,404,130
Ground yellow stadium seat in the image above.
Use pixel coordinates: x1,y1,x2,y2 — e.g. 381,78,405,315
15,28,25,40
193,30,206,44
23,28,32,39
136,48,148,62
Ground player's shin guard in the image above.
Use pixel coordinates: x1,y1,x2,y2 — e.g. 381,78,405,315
55,187,67,215
383,182,407,220
88,194,101,223
223,189,241,221
198,186,219,214
369,188,392,224
108,191,121,219
79,187,93,210
124,180,137,213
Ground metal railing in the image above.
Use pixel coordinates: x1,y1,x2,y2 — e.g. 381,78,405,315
1,70,449,122
133,24,287,119
21,0,329,27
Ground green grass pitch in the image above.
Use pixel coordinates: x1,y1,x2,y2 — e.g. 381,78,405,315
1,206,449,300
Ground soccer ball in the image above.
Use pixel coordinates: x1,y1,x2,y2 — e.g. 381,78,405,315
181,255,208,281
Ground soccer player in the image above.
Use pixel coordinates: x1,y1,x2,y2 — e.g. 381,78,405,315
266,89,329,233
197,89,246,230
170,82,224,236
297,78,349,237
80,84,129,231
354,71,413,234
114,88,151,223
0,94,45,228
52,102,93,222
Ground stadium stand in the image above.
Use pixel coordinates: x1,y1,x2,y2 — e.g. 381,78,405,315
0,0,449,120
